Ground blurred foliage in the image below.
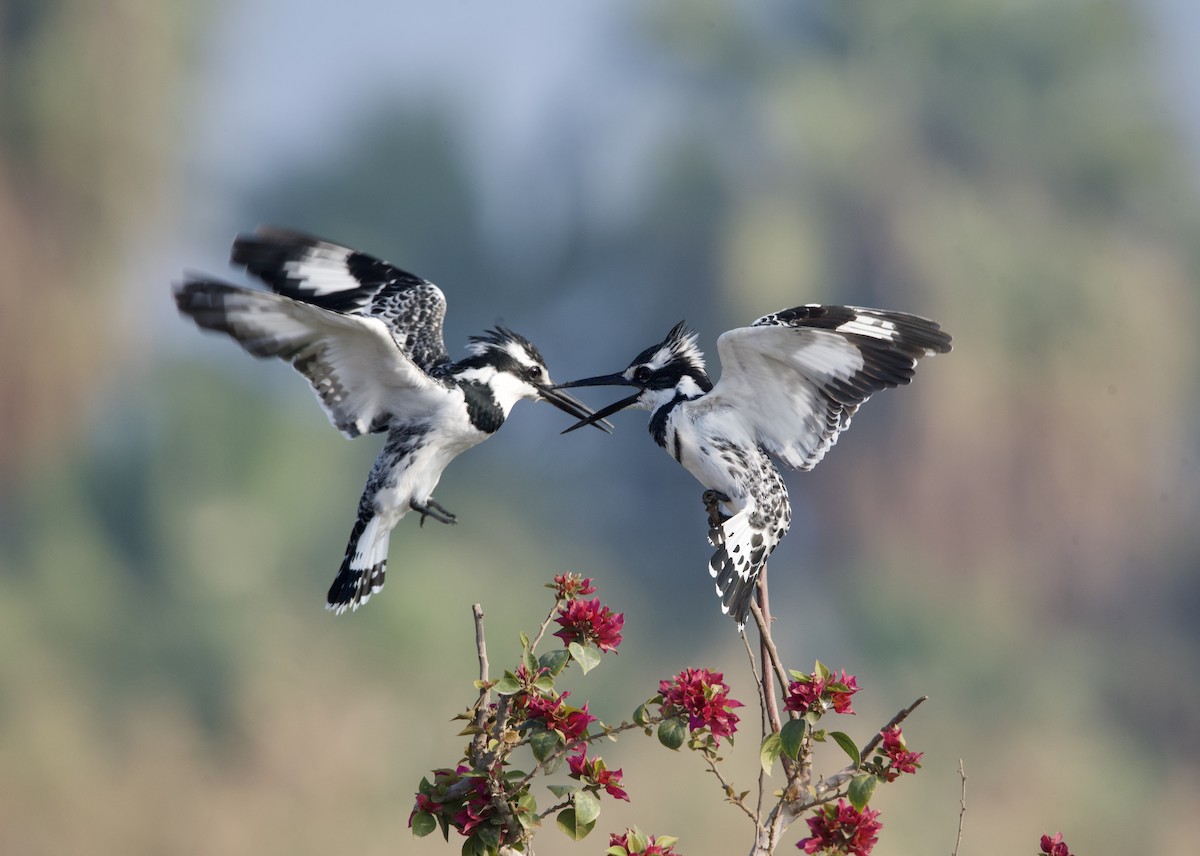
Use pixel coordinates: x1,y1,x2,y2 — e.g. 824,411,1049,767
2,0,1200,855
0,0,195,482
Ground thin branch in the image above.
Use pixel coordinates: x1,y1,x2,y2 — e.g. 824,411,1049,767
704,754,758,823
752,566,801,788
857,695,929,760
528,603,561,651
952,759,967,856
750,571,784,738
470,604,491,758
740,629,769,822
748,598,790,700
535,799,572,821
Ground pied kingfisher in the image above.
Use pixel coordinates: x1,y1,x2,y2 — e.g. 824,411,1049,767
174,226,606,613
556,305,951,626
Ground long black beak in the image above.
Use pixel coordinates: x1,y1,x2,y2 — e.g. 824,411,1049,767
551,373,643,434
537,383,615,433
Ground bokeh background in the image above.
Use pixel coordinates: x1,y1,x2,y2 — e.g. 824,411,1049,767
2,1,1198,853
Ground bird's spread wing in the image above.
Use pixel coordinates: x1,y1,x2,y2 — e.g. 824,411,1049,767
175,277,446,438
231,226,451,375
709,305,951,470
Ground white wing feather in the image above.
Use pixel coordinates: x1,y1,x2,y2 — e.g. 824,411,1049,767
175,279,447,438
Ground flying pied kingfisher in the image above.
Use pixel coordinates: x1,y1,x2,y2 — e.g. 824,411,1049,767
556,305,951,627
174,226,606,614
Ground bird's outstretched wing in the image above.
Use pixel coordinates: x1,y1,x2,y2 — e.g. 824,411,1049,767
709,305,951,470
175,277,447,438
231,226,451,375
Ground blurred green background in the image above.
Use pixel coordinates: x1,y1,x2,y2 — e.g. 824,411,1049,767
2,1,1198,853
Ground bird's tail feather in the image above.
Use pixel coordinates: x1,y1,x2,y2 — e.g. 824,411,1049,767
707,510,767,628
327,507,389,614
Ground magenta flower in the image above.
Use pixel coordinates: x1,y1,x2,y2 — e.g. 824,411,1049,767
553,596,624,653
551,572,597,599
797,799,881,856
1040,832,1074,856
410,766,495,838
879,725,923,780
609,828,681,855
784,675,826,714
658,667,744,745
785,668,859,717
828,671,859,714
567,749,630,801
525,691,596,742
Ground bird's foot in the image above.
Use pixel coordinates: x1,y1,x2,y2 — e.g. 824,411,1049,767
702,490,732,528
413,498,458,527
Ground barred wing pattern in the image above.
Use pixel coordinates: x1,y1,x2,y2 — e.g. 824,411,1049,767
711,305,953,471
174,279,447,438
233,226,452,375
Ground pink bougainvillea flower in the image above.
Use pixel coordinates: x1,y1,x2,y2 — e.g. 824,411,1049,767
551,572,597,599
1040,832,1074,856
567,749,630,801
879,725,923,780
827,670,859,715
797,799,882,856
784,674,826,714
657,667,744,745
552,596,624,653
609,828,681,855
785,668,859,716
525,691,596,742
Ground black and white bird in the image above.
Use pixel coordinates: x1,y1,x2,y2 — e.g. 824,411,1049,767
556,305,951,627
174,226,606,613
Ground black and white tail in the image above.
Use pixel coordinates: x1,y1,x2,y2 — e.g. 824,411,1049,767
326,498,390,613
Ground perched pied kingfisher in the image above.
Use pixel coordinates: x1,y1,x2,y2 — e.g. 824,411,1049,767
556,305,951,627
174,226,606,614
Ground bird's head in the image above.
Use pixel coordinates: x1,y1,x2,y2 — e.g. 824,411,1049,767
554,321,713,433
456,327,611,429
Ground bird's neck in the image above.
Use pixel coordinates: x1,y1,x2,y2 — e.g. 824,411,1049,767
451,366,513,434
646,375,708,452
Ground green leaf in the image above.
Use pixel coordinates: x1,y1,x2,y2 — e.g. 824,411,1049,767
848,773,877,811
657,716,687,750
546,784,577,799
573,789,602,825
815,660,831,679
568,642,602,674
539,649,570,676
657,836,680,848
626,828,649,853
533,676,556,693
606,848,630,856
522,646,538,676
632,703,650,726
494,672,522,696
475,823,501,853
530,729,561,762
411,811,437,837
556,808,596,841
829,731,861,768
515,792,538,828
520,630,531,650
759,732,783,775
780,719,806,760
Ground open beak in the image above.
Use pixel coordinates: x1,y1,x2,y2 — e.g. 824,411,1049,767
537,383,615,433
551,373,643,434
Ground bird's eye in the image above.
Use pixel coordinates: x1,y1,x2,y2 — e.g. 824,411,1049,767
526,364,544,380
633,365,652,383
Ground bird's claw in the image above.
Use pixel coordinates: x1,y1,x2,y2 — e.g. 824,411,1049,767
413,498,458,527
702,490,731,528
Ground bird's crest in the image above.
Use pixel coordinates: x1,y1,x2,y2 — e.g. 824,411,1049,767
633,321,707,379
466,326,543,362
